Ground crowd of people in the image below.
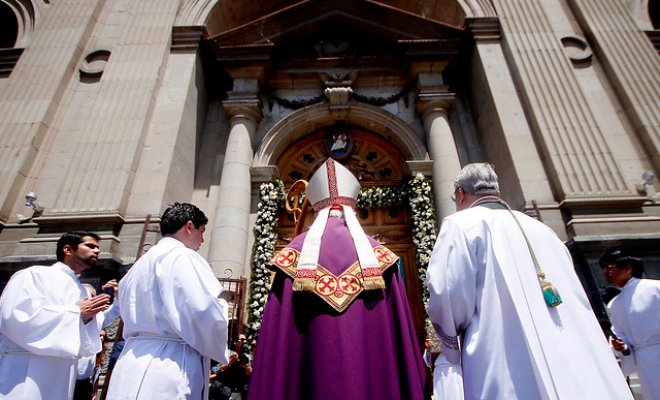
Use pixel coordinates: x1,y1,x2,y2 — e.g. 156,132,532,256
0,162,657,400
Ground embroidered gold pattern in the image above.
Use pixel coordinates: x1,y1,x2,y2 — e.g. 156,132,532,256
270,245,398,313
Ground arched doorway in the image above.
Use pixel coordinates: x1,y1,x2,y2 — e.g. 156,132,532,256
273,125,428,345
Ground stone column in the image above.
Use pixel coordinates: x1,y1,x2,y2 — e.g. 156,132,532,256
417,89,460,223
207,94,262,277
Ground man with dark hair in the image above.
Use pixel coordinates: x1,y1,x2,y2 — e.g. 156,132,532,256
106,203,229,400
0,231,110,399
600,248,660,400
159,202,209,235
426,163,632,400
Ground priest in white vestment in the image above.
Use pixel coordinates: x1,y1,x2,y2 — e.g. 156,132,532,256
106,202,229,400
0,232,111,399
600,249,660,400
426,163,632,400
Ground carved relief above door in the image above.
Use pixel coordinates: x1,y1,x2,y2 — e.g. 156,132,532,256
275,125,411,244
277,125,408,186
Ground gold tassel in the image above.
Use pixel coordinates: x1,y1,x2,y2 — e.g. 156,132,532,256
362,276,386,291
292,278,316,292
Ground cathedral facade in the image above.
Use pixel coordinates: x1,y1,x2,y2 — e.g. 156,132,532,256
0,0,658,330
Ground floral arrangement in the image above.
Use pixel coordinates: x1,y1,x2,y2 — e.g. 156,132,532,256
406,173,437,335
246,181,285,340
246,173,437,340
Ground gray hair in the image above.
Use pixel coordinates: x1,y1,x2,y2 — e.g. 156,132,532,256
454,163,500,196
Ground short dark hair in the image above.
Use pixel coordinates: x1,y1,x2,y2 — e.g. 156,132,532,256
599,248,644,278
56,231,101,261
160,203,208,235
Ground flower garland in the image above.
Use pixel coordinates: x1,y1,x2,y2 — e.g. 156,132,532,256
406,173,437,335
246,181,285,340
246,174,437,340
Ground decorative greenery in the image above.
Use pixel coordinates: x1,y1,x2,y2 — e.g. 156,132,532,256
265,82,414,111
356,185,407,209
406,173,437,333
267,93,325,110
246,174,437,340
352,81,414,108
246,180,286,340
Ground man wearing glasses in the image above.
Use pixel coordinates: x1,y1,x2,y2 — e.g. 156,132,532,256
427,163,632,400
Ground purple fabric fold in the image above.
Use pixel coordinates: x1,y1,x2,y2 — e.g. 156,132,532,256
248,217,426,400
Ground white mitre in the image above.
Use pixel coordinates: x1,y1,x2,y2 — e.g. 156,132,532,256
306,157,360,212
294,158,384,292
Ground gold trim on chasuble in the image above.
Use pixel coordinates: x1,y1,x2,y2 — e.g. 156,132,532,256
270,245,399,313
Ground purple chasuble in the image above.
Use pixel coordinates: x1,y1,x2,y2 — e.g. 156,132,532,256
248,217,426,400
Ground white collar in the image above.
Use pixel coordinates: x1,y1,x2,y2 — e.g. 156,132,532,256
623,277,638,289
52,261,77,277
469,195,501,209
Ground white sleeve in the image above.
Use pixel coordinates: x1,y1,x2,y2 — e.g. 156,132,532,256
433,353,465,400
0,269,98,358
101,301,121,328
426,217,478,365
159,250,229,363
607,300,637,376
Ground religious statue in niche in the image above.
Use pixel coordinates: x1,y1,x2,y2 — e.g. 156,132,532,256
327,127,353,159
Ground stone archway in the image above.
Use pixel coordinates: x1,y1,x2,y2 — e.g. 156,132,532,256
253,101,428,168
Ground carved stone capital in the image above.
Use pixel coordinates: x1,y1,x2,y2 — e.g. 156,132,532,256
250,165,280,187
406,160,434,177
222,93,263,125
416,88,455,121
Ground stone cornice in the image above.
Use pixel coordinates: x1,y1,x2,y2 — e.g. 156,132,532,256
0,48,24,78
250,165,280,185
559,194,647,209
466,17,501,42
18,234,121,244
645,30,660,55
171,26,206,52
406,160,434,177
32,211,127,226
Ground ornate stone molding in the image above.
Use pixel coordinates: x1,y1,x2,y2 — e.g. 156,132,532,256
254,102,428,166
171,26,206,52
406,160,434,177
222,93,263,125
324,87,353,120
33,211,127,226
559,194,647,209
466,17,501,41
250,165,280,185
415,88,456,121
